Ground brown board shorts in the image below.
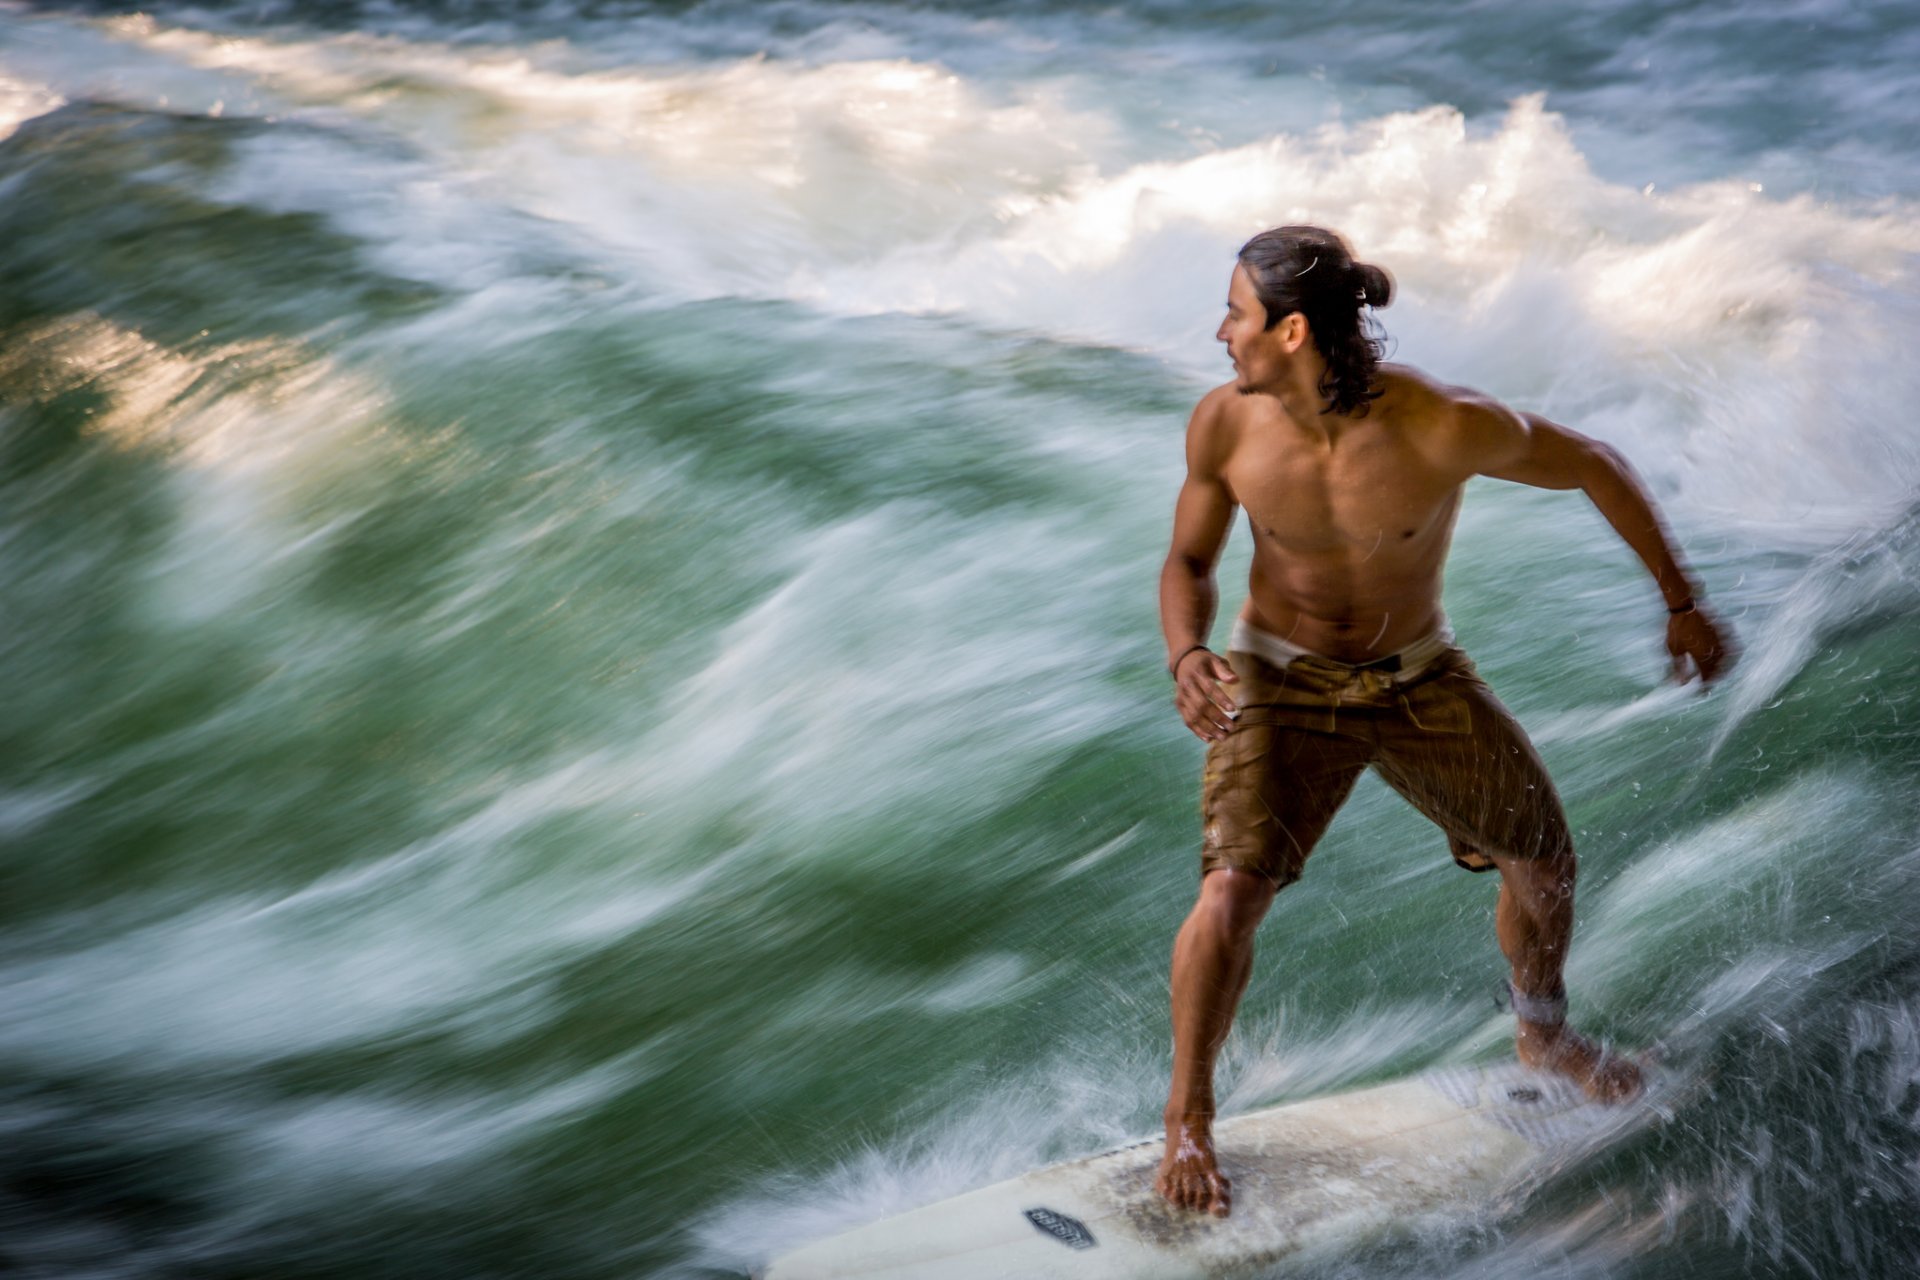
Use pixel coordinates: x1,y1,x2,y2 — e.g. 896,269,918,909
1200,645,1574,885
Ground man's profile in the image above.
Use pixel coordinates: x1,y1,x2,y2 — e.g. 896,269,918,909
1155,225,1734,1217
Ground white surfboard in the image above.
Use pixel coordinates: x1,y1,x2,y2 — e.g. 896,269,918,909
760,1060,1659,1280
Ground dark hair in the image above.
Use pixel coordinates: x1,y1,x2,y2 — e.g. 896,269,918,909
1237,225,1394,416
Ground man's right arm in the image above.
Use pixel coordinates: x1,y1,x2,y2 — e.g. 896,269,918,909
1161,390,1242,741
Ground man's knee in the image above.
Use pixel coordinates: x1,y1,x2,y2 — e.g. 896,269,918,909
1495,842,1576,899
1196,866,1280,939
1536,834,1577,884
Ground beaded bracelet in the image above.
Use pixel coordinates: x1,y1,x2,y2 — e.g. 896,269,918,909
1667,597,1697,615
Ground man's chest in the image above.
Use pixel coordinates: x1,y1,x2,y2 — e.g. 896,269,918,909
1223,429,1461,552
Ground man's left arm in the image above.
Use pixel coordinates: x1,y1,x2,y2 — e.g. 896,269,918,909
1460,399,1737,685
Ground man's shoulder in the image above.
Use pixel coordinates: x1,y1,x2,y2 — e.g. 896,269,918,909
1185,381,1248,439
1377,363,1477,418
1377,364,1528,470
1191,380,1242,418
1378,364,1528,438
1183,382,1256,476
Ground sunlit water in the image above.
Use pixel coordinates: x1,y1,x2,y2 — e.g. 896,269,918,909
2,1,1918,1276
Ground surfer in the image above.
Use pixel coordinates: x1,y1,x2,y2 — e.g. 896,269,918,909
1154,225,1735,1217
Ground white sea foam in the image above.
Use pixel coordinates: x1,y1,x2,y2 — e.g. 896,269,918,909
685,1031,1166,1277
768,954,1040,1037
1705,518,1920,756
692,991,1475,1277
87,17,1111,292
60,10,1919,555
1570,770,1889,1017
0,68,62,140
1220,998,1464,1112
0,10,269,121
235,1044,653,1189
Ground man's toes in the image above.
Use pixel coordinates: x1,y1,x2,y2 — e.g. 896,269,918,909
1206,1175,1232,1217
1601,1058,1644,1103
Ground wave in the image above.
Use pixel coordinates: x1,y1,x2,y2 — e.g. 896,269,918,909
8,9,1916,552
5,8,1920,1277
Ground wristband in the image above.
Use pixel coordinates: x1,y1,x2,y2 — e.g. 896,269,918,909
1168,644,1212,677
1667,597,1697,615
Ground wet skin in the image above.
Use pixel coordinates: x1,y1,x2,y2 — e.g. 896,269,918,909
1152,264,1735,1216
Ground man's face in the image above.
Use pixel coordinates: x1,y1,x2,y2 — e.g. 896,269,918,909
1216,264,1289,395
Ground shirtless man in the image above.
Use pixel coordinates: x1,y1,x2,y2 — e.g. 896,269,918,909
1154,226,1734,1217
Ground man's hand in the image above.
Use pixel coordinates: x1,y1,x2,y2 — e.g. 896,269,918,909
1174,650,1240,741
1667,604,1737,685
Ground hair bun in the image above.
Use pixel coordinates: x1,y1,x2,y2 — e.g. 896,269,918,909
1353,261,1393,308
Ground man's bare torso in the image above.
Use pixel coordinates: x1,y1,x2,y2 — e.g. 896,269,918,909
1207,363,1470,661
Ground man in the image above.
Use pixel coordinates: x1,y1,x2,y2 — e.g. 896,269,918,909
1154,225,1734,1218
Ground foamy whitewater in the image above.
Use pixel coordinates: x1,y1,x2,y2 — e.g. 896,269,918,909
2,1,1917,1276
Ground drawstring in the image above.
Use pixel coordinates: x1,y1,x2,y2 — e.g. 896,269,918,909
1256,641,1453,732
1296,661,1404,731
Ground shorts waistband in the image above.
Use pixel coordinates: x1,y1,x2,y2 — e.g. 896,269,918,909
1227,615,1456,684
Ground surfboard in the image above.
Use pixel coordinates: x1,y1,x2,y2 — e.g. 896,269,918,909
759,1059,1659,1280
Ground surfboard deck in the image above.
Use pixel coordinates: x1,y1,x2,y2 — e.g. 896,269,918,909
760,1059,1660,1280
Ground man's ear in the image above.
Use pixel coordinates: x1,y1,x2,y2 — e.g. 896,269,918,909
1276,312,1310,353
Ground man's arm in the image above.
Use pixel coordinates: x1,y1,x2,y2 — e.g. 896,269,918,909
1457,397,1736,684
1162,392,1243,739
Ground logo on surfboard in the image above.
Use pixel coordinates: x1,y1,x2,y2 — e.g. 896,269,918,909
1024,1207,1098,1250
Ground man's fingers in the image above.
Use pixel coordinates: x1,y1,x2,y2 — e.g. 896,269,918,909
1697,646,1722,682
1176,693,1234,741
1698,622,1738,684
1671,612,1739,687
1174,658,1240,738
1202,656,1241,716
1198,715,1234,741
1685,636,1728,685
1193,713,1234,741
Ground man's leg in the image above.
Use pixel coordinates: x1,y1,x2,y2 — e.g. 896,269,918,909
1156,867,1277,1217
1487,847,1641,1102
1163,650,1372,1215
1375,654,1641,1102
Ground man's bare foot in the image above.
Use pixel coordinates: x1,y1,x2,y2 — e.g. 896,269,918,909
1155,1115,1232,1217
1516,1020,1643,1103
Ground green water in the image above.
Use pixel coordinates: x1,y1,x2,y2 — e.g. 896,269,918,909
4,2,1920,1277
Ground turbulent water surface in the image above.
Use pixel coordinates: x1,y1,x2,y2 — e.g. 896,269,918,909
3,1,1919,1276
